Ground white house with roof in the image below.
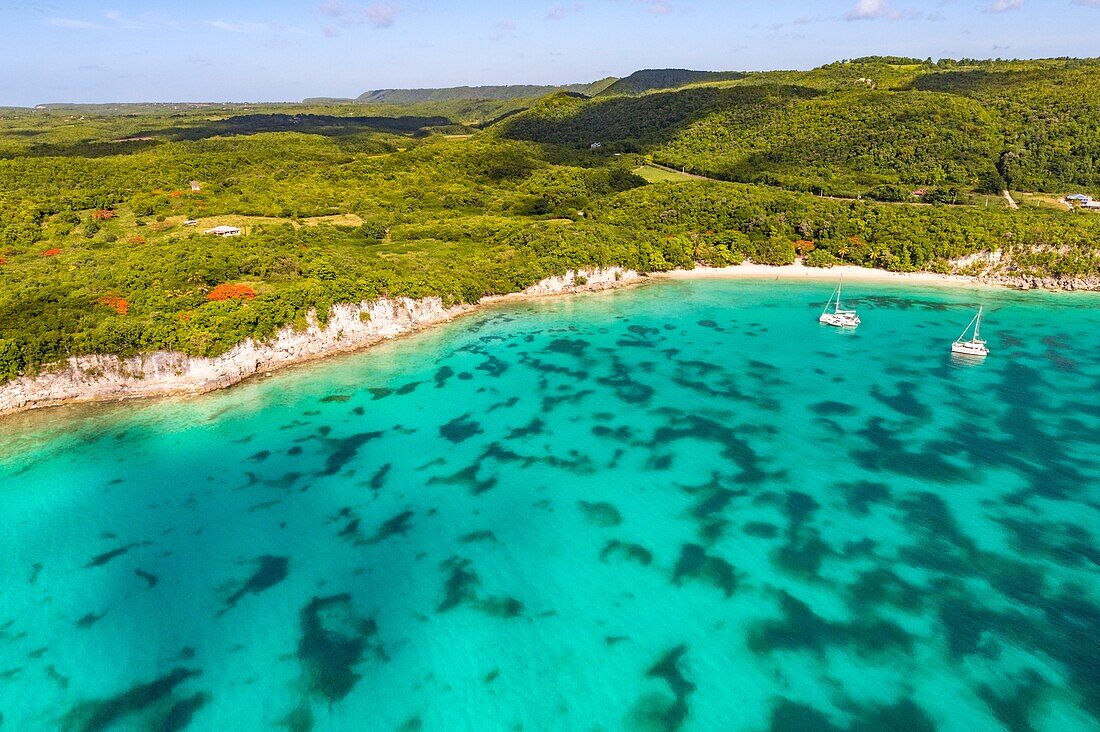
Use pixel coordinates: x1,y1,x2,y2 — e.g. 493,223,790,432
204,225,241,237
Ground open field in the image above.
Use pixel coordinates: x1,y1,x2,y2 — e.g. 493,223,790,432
632,164,700,183
1014,192,1073,211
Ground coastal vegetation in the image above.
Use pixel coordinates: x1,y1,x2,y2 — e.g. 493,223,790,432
2,56,1100,382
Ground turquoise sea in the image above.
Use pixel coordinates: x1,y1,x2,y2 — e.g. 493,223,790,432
0,279,1097,731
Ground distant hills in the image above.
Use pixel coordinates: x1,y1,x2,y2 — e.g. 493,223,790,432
305,69,753,105
348,78,617,105
597,69,747,96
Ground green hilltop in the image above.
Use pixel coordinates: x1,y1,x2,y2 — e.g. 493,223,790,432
596,69,748,96
494,56,1100,198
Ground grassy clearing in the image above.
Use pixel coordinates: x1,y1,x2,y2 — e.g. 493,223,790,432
633,164,698,184
162,213,366,234
1014,192,1074,211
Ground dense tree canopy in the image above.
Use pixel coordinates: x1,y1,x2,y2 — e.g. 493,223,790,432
499,57,1100,197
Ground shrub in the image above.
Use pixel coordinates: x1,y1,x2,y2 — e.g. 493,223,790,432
98,296,130,315
207,284,257,301
753,236,797,266
805,249,840,268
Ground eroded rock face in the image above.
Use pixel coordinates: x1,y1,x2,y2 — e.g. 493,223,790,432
0,268,642,416
2,296,466,415
985,275,1100,291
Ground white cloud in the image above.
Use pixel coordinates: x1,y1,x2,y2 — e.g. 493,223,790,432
205,19,241,31
204,19,300,34
318,1,401,30
319,1,349,17
102,10,148,29
46,17,104,29
547,4,584,20
364,2,401,27
986,0,1022,11
638,0,673,15
845,0,902,20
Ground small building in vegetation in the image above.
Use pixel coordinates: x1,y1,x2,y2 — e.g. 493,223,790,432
204,225,241,237
183,219,199,226
190,180,202,192
1067,194,1091,203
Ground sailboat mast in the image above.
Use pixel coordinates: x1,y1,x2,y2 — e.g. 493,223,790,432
974,306,983,340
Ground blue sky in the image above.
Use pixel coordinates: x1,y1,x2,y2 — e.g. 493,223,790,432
1,0,1097,105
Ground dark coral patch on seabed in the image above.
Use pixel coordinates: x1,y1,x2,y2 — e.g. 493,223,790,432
319,432,384,476
367,510,414,543
295,594,385,707
599,540,654,566
218,556,289,616
436,556,524,617
439,415,484,444
671,544,738,597
577,500,623,527
62,667,204,732
631,645,695,731
84,542,152,569
747,591,913,658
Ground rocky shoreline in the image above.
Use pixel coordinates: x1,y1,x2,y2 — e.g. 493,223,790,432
979,274,1100,291
2,263,1096,418
0,267,641,417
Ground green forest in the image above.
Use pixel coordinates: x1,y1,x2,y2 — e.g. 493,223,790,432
499,56,1100,198
1,56,1099,381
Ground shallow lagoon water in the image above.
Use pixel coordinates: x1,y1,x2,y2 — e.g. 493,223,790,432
0,279,1097,731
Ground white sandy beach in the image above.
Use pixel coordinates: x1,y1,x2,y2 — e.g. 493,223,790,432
659,262,981,287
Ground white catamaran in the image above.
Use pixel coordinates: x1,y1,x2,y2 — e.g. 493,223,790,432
819,280,860,328
951,306,990,356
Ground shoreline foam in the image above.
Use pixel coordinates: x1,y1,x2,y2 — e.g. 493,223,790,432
1,262,1095,417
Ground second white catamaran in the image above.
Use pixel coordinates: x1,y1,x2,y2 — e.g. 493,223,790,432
819,280,861,327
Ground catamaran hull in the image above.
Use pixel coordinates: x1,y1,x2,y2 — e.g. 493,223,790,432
951,342,989,356
819,314,860,327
